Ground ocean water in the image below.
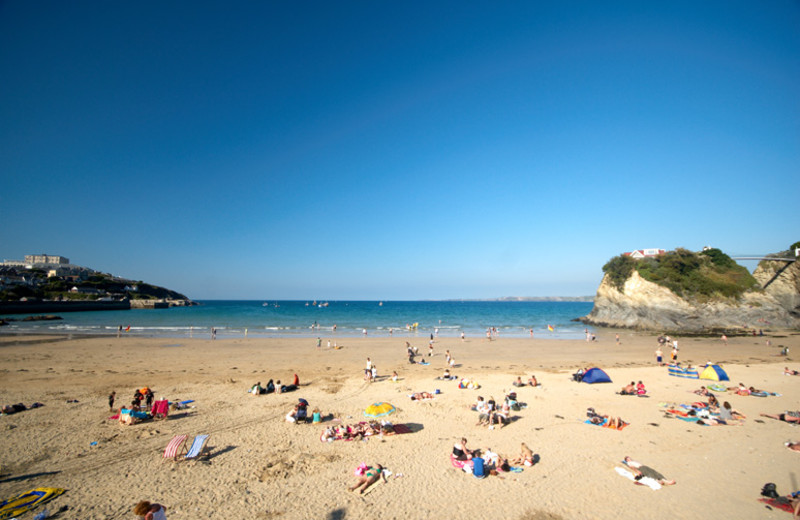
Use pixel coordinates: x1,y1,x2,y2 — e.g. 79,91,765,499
1,300,596,340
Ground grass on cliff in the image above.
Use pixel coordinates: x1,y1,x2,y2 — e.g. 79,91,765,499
602,248,758,301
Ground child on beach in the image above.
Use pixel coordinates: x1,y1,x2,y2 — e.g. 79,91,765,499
133,500,167,520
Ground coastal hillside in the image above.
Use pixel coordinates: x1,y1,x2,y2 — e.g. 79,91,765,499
580,245,800,332
0,258,194,310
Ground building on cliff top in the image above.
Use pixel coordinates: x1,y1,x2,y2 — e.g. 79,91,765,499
623,249,665,259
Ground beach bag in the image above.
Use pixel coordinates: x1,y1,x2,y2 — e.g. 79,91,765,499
761,483,779,499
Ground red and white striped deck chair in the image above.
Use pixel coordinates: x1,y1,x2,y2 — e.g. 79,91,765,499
163,434,188,461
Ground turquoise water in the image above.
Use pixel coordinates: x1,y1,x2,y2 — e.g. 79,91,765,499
1,300,595,339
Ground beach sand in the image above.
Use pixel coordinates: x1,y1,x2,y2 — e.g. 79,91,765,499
1,330,799,519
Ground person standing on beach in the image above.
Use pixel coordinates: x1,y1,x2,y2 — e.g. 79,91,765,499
655,347,663,366
211,327,216,340
615,334,620,345
108,391,116,412
460,331,465,342
671,345,678,363
365,358,373,382
317,337,321,349
721,334,728,346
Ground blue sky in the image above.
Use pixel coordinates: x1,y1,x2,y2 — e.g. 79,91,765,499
1,1,798,300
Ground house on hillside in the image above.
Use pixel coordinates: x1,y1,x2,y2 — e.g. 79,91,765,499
623,248,666,259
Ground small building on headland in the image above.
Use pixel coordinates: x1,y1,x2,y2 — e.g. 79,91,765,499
622,248,665,259
25,254,70,265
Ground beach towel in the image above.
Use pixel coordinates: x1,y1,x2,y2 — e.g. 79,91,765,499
614,467,661,490
0,487,66,520
450,454,469,469
392,424,412,434
759,498,796,513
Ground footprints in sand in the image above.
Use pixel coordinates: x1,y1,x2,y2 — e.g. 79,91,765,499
258,452,341,481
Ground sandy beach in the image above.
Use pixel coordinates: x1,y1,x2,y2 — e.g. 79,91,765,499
1,330,799,519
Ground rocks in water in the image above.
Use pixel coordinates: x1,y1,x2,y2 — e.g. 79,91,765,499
21,315,63,321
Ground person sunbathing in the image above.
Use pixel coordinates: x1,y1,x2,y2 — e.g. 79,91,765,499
760,411,800,424
785,441,800,452
512,442,535,466
410,392,433,400
784,367,800,376
348,464,385,494
528,374,539,386
512,376,525,387
622,456,675,485
587,407,626,428
619,382,636,395
694,386,710,396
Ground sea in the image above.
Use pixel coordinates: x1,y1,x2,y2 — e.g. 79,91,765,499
1,300,596,340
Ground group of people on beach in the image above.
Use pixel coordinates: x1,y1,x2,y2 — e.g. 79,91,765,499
250,374,299,395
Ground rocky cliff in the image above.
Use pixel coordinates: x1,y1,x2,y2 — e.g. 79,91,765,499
581,257,800,332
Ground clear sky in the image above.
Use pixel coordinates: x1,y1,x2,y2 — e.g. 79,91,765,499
1,1,798,300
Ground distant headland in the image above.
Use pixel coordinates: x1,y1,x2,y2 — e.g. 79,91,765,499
0,253,195,315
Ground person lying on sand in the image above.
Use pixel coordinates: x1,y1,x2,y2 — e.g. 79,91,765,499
587,407,627,428
619,382,636,395
784,367,800,376
410,392,434,400
622,456,675,485
348,464,386,494
785,441,800,452
512,376,525,387
694,386,710,396
760,411,800,424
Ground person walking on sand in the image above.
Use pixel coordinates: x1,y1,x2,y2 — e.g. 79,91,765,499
655,347,663,366
615,334,620,345
109,391,116,412
317,337,321,349
671,346,678,363
721,334,728,346
461,331,465,341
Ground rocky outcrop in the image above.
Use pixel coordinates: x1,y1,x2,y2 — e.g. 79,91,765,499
754,258,800,318
581,270,800,332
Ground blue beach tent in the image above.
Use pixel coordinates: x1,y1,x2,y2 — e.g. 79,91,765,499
699,364,729,382
582,367,612,384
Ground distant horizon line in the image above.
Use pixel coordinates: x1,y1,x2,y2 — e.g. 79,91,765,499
192,296,596,302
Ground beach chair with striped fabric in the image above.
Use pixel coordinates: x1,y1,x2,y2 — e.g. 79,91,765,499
163,435,188,461
184,434,211,461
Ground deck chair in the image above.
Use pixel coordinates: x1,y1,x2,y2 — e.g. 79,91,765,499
163,435,188,461
184,434,211,461
151,399,169,420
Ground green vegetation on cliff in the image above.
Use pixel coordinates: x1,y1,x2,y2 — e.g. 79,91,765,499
602,248,758,300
